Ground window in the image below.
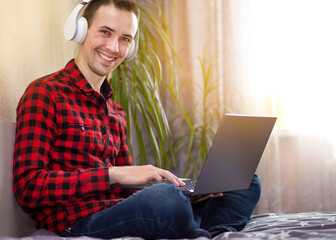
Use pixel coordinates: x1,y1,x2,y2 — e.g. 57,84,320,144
247,0,336,136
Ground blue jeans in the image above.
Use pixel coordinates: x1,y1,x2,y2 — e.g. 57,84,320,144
61,174,261,239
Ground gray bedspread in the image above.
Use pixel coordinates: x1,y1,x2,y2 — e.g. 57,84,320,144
1,212,336,240
214,212,336,239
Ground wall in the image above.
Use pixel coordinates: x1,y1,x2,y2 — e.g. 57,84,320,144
0,0,78,122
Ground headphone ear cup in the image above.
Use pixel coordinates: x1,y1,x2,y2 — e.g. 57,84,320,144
72,17,88,44
124,31,139,62
64,2,88,43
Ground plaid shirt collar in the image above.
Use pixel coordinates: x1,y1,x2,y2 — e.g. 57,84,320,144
65,59,114,99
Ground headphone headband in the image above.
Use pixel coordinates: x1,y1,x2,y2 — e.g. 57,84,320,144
64,0,138,62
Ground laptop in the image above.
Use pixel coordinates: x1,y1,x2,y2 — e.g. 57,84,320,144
119,113,276,196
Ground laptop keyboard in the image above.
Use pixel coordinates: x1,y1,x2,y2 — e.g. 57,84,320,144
181,180,197,192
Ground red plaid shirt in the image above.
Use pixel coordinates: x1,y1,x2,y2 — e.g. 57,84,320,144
13,59,134,234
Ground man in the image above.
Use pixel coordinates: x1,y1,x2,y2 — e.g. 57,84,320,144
13,0,261,239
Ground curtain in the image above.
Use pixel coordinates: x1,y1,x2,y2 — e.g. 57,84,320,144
245,0,336,214
162,0,336,214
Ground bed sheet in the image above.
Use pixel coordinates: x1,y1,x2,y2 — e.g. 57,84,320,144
1,212,336,240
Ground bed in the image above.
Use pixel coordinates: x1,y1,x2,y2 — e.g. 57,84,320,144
1,212,336,240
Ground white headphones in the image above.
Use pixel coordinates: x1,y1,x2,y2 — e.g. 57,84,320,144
64,0,139,62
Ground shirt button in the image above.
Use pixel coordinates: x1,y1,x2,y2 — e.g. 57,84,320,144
104,134,108,139
101,109,105,115
105,158,110,164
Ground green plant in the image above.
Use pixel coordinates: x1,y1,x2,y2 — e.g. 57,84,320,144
109,0,223,178
109,0,181,170
176,50,223,178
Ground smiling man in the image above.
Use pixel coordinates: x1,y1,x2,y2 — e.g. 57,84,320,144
13,0,261,239
75,2,138,91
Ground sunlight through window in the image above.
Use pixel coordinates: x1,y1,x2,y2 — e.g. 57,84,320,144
247,0,336,136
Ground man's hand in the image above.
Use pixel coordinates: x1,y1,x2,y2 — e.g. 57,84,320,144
190,193,224,203
108,164,185,187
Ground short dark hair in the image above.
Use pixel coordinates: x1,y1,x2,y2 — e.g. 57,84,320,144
83,0,139,27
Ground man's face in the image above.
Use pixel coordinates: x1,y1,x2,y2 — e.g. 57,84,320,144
81,4,138,78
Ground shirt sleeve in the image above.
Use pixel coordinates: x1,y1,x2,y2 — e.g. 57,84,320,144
13,80,111,212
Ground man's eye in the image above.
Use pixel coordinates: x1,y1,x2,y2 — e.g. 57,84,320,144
101,30,110,35
122,37,131,43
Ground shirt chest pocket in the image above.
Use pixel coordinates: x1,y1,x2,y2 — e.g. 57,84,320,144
59,123,102,148
55,122,109,168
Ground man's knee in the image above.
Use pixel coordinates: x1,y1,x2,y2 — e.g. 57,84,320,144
136,184,197,237
143,183,191,213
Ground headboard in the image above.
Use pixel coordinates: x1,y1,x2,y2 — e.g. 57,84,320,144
0,121,35,237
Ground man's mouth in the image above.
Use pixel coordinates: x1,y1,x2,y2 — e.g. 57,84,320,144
97,51,116,62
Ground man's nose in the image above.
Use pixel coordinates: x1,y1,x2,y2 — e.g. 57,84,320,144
107,38,119,53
